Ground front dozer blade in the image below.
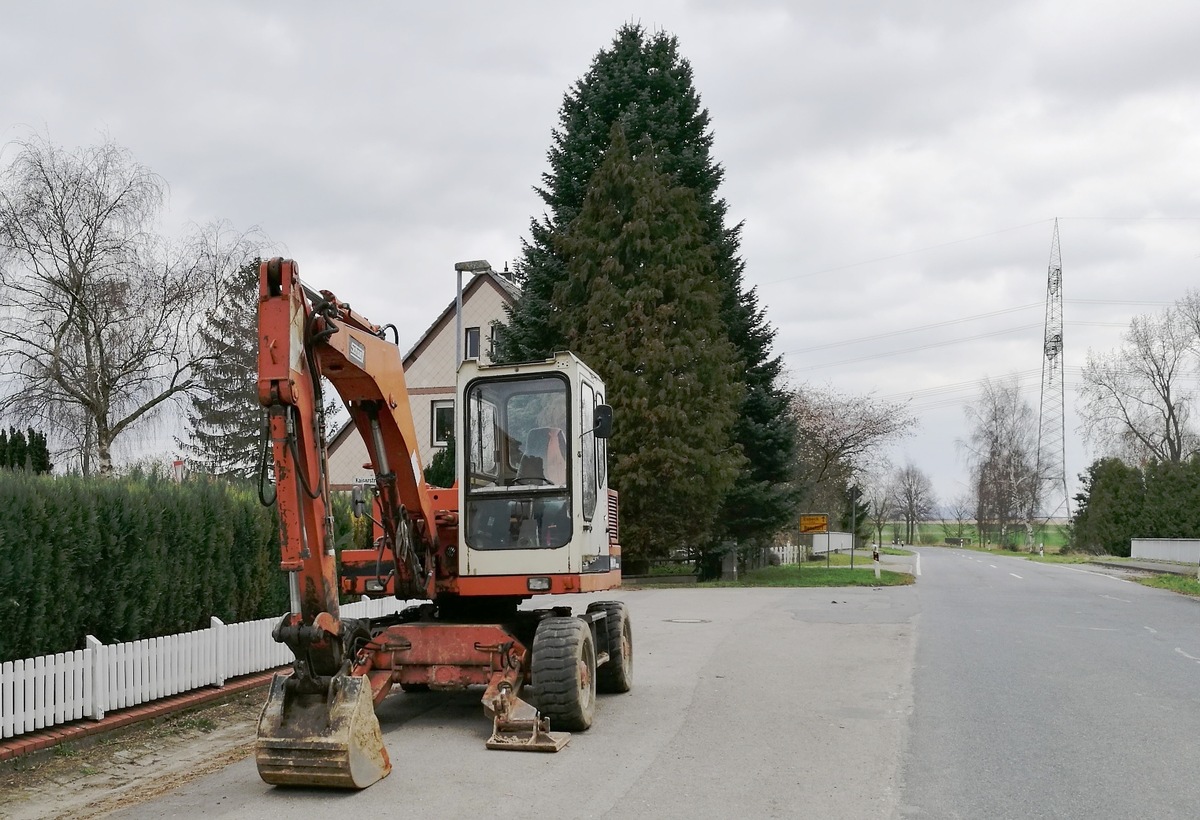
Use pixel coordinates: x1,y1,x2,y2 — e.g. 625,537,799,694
256,673,392,789
485,695,570,752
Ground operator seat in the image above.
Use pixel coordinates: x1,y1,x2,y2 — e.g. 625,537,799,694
514,455,549,485
524,427,567,485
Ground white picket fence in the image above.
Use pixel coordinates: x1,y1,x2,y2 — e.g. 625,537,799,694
0,597,412,740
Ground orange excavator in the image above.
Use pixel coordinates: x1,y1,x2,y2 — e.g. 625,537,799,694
254,258,630,788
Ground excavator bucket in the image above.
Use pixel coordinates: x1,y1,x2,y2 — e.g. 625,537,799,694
255,673,392,789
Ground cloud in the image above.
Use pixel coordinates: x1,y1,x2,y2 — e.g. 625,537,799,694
2,0,1198,501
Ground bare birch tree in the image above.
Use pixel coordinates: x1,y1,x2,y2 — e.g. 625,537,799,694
1078,305,1198,464
0,135,255,474
863,468,896,549
961,375,1040,548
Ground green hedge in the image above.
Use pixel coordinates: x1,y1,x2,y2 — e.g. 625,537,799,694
0,471,289,662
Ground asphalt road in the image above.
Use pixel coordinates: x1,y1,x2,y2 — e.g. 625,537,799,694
107,552,1200,819
898,548,1200,819
112,587,917,819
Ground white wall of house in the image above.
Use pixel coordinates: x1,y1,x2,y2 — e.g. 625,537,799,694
327,273,516,490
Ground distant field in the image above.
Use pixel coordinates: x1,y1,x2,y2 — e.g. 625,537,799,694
877,522,1069,551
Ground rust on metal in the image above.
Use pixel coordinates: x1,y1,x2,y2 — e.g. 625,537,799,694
484,683,569,753
255,673,391,789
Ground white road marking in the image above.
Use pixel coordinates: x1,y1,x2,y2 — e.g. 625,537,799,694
1145,626,1158,634
1175,647,1200,663
989,564,998,569
1009,573,1023,579
1062,566,1134,583
1101,594,1132,603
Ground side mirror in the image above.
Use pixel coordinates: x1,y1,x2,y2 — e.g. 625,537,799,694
351,485,366,518
593,404,613,439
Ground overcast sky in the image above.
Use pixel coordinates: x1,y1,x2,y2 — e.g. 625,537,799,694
3,0,1199,511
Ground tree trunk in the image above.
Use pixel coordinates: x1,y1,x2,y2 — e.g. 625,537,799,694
97,432,114,476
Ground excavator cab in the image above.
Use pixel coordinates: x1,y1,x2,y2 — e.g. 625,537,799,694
457,353,620,584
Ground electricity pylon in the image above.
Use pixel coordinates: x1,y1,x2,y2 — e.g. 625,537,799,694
1034,219,1070,534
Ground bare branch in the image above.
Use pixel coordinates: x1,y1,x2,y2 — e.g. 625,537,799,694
0,134,257,474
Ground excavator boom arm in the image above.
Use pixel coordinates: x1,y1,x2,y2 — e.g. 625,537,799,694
258,258,441,613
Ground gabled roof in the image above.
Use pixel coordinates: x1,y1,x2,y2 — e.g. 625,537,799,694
327,268,521,448
401,269,520,366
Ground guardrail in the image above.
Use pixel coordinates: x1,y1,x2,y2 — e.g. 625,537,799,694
0,597,411,739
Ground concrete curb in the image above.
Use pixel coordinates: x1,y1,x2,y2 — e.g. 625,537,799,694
0,667,283,763
1092,559,1198,577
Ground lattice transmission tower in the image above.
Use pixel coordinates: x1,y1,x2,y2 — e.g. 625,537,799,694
1035,219,1070,524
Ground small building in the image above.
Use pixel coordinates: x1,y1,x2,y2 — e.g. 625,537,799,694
326,267,520,490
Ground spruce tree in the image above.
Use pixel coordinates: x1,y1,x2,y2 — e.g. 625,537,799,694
1070,458,1145,554
180,258,264,478
499,23,797,550
29,429,51,473
7,428,27,471
553,126,742,561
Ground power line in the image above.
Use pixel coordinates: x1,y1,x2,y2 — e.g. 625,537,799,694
782,303,1041,355
759,219,1055,285
783,302,1158,359
759,217,1200,289
788,323,1044,372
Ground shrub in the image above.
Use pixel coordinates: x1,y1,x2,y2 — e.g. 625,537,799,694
0,471,288,662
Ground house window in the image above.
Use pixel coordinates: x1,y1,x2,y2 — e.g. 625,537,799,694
489,324,500,361
465,326,481,360
431,400,454,448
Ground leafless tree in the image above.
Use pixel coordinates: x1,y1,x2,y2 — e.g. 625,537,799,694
790,386,915,514
892,462,936,545
1078,304,1198,464
862,467,896,549
940,492,973,545
0,135,255,474
961,375,1040,548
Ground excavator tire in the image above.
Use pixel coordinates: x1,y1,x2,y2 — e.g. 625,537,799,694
587,601,633,694
531,616,596,732
255,672,391,789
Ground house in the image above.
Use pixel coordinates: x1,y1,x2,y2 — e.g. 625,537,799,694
326,267,520,491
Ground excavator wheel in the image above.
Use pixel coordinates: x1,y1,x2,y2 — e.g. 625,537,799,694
587,601,633,694
255,672,391,789
531,616,596,731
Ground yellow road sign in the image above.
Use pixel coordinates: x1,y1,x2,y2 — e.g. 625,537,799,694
799,514,829,534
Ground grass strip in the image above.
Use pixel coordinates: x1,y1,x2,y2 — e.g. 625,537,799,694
1137,574,1200,597
627,564,914,589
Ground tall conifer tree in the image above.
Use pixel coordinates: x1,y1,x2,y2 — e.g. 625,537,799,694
500,24,797,549
180,259,264,478
554,125,742,560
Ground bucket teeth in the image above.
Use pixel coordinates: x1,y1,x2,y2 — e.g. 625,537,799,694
256,673,391,789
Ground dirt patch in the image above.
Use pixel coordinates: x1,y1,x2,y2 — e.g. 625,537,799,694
0,691,264,820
